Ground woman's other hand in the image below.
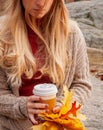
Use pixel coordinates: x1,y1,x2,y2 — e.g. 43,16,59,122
27,95,48,124
52,102,62,113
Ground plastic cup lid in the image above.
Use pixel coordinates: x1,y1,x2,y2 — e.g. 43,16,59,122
33,83,58,96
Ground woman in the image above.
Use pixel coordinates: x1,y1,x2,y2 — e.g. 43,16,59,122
0,0,92,130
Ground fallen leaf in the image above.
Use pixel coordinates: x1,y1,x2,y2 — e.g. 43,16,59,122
32,85,87,130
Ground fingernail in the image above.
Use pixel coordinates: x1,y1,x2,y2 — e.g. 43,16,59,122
46,109,49,113
45,104,49,108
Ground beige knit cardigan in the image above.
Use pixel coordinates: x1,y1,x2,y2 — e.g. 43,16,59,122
0,20,92,130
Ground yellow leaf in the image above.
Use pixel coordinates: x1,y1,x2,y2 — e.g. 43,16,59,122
32,123,46,130
59,105,68,115
32,121,64,130
31,85,87,130
62,85,73,109
44,121,64,130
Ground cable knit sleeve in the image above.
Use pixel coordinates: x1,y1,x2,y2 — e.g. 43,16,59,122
57,21,92,105
71,22,92,104
0,36,28,119
0,67,29,119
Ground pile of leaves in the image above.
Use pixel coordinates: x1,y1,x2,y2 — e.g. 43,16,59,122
32,85,87,130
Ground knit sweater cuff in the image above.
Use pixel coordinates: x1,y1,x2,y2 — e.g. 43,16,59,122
19,97,28,118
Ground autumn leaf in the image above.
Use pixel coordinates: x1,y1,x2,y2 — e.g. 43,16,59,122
61,101,81,119
32,85,87,130
62,85,73,108
32,121,64,130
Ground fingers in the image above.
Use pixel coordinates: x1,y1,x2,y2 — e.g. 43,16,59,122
29,114,45,125
52,103,62,113
27,95,41,102
27,95,49,124
29,114,38,125
27,101,48,109
27,98,49,114
27,107,48,115
52,106,61,113
34,115,45,124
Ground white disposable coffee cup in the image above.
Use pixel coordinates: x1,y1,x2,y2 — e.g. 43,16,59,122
33,83,58,110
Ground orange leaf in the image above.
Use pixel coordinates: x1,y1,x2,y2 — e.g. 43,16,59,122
61,101,81,119
32,85,87,130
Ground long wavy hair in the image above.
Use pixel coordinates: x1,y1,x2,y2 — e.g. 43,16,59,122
0,0,71,87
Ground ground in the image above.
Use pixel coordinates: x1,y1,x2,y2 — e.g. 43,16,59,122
82,75,103,130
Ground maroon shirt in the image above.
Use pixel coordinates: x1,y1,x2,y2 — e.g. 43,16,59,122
19,26,51,96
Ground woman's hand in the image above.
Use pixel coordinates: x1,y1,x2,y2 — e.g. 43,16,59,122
27,95,48,124
52,102,62,113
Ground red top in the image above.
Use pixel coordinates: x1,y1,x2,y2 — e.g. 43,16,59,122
19,26,51,96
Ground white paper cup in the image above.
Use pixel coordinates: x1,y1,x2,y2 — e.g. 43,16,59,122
33,83,58,110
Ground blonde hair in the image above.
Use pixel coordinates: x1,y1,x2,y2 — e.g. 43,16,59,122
0,0,70,87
